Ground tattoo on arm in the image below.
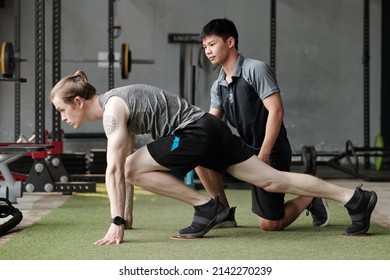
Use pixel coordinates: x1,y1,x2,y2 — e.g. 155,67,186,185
103,115,116,136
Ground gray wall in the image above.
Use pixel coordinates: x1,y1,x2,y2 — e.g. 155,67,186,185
0,0,382,154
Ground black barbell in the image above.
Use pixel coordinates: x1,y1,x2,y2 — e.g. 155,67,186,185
1,41,154,79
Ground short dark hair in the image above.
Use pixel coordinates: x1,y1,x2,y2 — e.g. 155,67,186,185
199,18,239,50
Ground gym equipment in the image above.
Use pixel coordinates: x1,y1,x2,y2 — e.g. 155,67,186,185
121,43,131,79
0,143,96,203
269,0,389,181
168,33,199,99
0,42,14,77
301,146,317,175
0,144,53,202
293,141,390,181
327,140,390,181
363,0,370,168
0,41,26,82
88,149,107,174
0,76,26,83
0,2,97,203
0,41,154,80
0,197,23,235
270,0,276,73
374,134,384,171
292,146,337,176
60,153,88,175
0,0,25,140
382,2,390,150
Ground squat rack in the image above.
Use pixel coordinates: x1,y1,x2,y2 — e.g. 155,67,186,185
1,0,96,204
271,0,389,181
271,0,371,150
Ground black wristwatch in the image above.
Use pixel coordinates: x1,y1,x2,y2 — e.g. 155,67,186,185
111,216,126,225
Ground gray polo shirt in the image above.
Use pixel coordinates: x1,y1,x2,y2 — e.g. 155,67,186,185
210,54,291,160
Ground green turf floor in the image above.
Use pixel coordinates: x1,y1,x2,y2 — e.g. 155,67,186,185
1,185,389,260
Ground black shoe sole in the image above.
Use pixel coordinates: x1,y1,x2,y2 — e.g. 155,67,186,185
345,191,378,236
177,207,230,238
312,198,331,227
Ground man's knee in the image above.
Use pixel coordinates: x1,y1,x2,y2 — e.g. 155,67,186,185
258,218,284,231
124,156,139,185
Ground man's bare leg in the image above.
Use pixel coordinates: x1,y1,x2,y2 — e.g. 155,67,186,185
195,166,228,206
227,155,377,235
124,147,230,237
258,196,312,231
196,166,237,228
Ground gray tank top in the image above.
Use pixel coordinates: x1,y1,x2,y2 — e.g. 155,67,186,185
98,84,206,139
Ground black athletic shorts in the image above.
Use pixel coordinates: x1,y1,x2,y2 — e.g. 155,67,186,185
147,113,253,177
251,158,291,220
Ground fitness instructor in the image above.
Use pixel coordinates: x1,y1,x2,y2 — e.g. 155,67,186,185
196,18,329,230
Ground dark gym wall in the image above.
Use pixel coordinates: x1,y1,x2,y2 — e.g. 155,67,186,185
0,0,382,155
382,0,390,147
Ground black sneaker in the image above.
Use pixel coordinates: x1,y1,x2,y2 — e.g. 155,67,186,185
214,206,238,229
306,198,330,227
178,196,229,238
344,185,377,236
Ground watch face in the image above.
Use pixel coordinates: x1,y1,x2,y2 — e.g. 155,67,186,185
113,216,125,225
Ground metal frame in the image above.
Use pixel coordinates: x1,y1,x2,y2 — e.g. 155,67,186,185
13,0,21,141
52,0,62,143
382,0,390,148
35,0,45,145
108,0,115,89
167,33,199,99
363,0,370,168
271,0,379,180
270,0,276,74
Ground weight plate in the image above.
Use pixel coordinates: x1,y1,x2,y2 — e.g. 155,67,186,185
1,41,15,77
301,146,316,175
374,134,384,171
121,43,131,79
